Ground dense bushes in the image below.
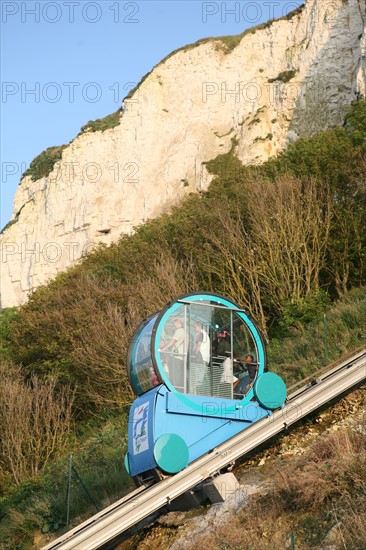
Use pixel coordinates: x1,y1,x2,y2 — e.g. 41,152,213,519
4,252,197,415
268,287,366,386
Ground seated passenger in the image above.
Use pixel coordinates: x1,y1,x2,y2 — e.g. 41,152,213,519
235,354,258,394
150,367,160,387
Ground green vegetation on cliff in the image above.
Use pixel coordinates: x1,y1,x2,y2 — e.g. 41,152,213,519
22,145,67,182
79,108,122,134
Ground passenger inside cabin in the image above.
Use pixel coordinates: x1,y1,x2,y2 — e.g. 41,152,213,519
235,353,258,394
193,321,210,366
150,367,160,387
159,318,186,390
215,330,231,363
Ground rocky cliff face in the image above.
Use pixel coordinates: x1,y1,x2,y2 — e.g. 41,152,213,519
1,0,365,308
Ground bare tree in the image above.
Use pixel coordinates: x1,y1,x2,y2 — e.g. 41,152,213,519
127,250,199,317
249,176,332,306
71,301,135,409
204,176,333,336
203,211,268,334
327,155,366,295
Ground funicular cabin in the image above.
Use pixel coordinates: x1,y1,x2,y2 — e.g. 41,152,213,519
125,292,286,484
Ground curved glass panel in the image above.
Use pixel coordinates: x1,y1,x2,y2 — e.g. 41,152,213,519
229,311,260,397
128,314,160,396
155,295,263,399
157,303,188,393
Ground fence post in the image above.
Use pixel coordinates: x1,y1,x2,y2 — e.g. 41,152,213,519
323,313,328,367
72,465,100,512
66,454,73,528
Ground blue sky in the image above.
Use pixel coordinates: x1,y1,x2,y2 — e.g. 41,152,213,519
1,0,302,228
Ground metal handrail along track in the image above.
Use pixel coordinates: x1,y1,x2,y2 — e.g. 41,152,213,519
43,350,366,550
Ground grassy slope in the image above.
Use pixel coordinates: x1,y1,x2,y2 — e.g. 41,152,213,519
0,411,133,549
269,287,366,386
193,397,366,550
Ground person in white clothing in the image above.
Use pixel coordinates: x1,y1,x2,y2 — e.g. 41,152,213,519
193,322,210,365
221,356,239,389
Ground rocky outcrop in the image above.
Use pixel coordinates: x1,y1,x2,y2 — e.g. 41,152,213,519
1,0,365,307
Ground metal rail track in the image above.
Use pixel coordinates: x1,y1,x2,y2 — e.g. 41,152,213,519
43,350,366,550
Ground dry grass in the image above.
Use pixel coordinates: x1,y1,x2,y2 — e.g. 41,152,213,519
194,496,294,549
273,425,366,511
194,416,366,550
0,360,75,486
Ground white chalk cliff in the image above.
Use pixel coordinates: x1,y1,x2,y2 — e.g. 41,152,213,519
1,0,365,307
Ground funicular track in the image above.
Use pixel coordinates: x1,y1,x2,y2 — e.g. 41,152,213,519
43,349,366,550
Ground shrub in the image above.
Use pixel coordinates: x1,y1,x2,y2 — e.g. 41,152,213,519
268,287,366,385
80,108,122,133
0,218,18,234
22,145,67,182
344,99,366,146
0,308,18,360
277,290,330,337
268,69,297,83
273,420,366,511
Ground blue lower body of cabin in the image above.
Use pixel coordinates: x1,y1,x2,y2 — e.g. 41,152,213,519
126,384,271,477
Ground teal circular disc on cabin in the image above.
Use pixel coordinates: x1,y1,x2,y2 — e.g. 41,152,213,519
254,372,287,410
124,452,131,475
153,433,189,474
